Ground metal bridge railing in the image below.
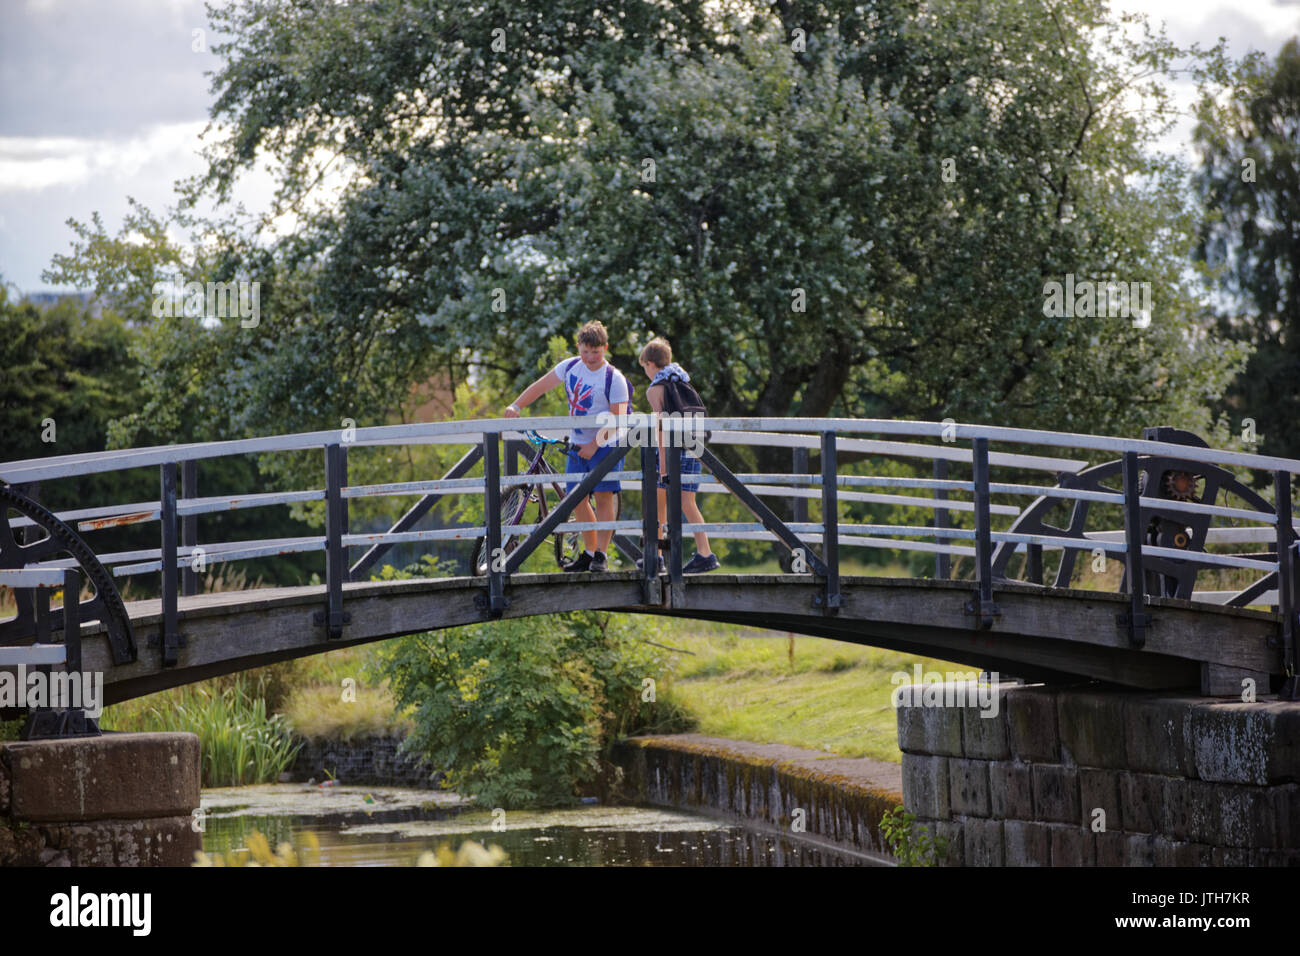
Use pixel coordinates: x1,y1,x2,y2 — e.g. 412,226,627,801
2,415,1298,701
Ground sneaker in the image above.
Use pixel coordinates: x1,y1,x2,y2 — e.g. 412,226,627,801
589,551,608,572
636,554,666,575
682,552,720,574
563,551,593,573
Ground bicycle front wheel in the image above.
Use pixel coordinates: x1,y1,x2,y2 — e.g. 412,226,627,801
472,485,529,576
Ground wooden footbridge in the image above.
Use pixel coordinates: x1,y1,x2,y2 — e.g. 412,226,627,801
2,416,1298,735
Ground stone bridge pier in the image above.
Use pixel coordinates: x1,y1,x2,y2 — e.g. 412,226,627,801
0,732,201,866
899,683,1300,866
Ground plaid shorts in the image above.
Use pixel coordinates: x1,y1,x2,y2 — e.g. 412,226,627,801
654,448,702,490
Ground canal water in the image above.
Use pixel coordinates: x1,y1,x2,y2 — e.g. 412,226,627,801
199,784,882,866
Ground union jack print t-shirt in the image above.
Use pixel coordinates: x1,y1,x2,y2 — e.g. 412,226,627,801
551,357,630,445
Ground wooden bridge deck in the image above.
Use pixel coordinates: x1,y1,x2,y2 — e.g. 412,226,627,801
81,573,1280,703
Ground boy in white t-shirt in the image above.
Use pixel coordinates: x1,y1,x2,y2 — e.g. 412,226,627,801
504,320,630,572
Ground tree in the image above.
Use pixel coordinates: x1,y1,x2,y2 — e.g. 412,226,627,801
1193,37,1300,464
51,0,1248,450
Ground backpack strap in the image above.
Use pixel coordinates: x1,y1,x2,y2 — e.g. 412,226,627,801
604,364,634,404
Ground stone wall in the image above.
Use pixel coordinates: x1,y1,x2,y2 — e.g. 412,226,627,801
288,734,442,789
613,733,902,860
897,683,1300,866
0,732,201,866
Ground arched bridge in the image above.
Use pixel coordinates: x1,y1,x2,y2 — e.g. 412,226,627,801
2,416,1298,737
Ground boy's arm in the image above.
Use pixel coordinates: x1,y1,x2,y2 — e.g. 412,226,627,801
590,400,629,450
504,371,561,418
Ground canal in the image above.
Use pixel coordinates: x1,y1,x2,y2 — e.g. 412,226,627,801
199,783,885,866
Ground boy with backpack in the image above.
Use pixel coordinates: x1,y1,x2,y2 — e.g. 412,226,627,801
638,337,720,574
504,320,630,572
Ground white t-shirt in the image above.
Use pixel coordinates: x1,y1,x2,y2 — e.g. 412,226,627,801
552,357,630,444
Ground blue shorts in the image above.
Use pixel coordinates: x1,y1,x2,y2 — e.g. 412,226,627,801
655,448,702,491
565,445,622,494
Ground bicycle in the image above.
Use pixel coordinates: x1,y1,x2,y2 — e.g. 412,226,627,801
471,430,621,575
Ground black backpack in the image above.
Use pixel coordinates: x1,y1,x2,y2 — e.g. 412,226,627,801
658,373,706,416
657,372,711,443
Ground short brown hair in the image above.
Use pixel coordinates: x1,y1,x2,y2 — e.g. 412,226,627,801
639,337,672,367
577,321,608,348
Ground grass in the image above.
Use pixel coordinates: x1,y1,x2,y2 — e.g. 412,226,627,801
102,674,302,787
650,618,976,763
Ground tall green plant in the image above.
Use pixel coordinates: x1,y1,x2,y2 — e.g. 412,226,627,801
374,611,687,808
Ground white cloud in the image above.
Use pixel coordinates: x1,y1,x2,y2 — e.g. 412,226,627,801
0,121,209,193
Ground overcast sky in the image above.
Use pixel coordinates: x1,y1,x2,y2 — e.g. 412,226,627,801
1,0,1297,294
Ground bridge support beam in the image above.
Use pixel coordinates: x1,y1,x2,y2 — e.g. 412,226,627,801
966,437,999,628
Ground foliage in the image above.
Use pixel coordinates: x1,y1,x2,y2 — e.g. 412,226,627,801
193,830,506,866
374,610,689,808
880,806,948,866
1193,37,1300,465
41,0,1253,456
101,674,302,787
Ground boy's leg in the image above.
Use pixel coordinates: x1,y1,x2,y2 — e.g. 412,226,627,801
567,448,599,552
593,491,618,553
574,495,598,552
682,492,712,556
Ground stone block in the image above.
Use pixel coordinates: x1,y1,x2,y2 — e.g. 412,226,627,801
1123,695,1195,776
961,816,1004,866
1153,840,1213,866
989,761,1034,820
1003,819,1050,866
902,753,950,820
961,697,1010,759
1006,686,1059,762
1058,690,1127,768
1211,846,1251,866
1032,764,1080,823
4,733,200,823
949,758,990,817
1118,772,1165,834
1254,848,1300,866
1215,785,1274,848
1079,768,1120,832
1049,824,1095,866
1095,830,1126,866
45,815,199,866
1269,784,1300,848
1125,833,1157,866
0,750,9,815
1164,779,1221,845
928,818,964,867
896,686,963,756
1185,701,1300,786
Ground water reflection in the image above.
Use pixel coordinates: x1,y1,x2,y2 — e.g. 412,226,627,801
201,788,883,867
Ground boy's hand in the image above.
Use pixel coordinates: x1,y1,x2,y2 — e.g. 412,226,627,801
578,439,599,460
504,404,521,419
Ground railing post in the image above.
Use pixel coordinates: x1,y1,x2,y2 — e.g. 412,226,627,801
182,460,198,597
641,444,660,603
481,431,507,616
62,568,81,676
1276,471,1298,699
1117,450,1151,647
317,443,351,638
667,442,684,604
160,461,180,665
967,437,999,629
819,431,841,613
933,458,951,580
